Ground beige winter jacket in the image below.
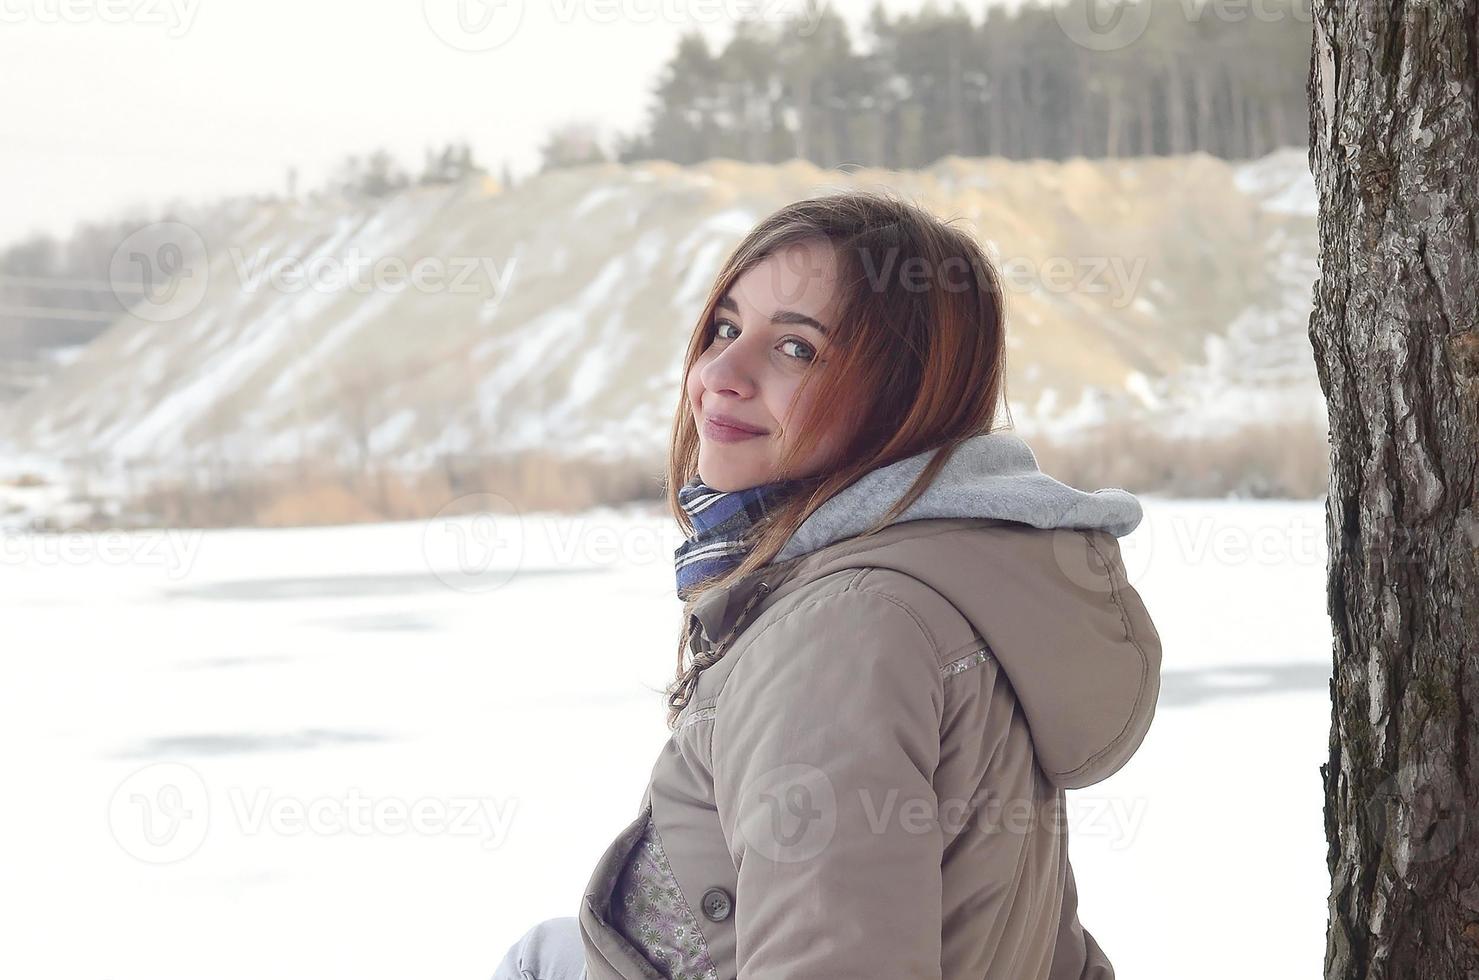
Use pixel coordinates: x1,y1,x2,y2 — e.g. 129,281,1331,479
579,434,1162,980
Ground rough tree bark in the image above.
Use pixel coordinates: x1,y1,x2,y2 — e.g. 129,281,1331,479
1308,1,1479,976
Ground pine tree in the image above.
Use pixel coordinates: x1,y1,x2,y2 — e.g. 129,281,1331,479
1308,2,1479,974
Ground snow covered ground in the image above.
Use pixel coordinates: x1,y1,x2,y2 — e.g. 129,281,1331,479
2,498,1333,979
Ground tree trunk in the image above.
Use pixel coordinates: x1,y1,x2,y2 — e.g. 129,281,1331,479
1166,53,1192,154
1227,66,1248,158
1139,75,1157,155
1193,63,1214,152
1105,77,1123,158
1269,96,1288,152
947,40,966,160
1309,1,1479,977
793,70,812,162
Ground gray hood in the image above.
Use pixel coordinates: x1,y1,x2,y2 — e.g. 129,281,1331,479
776,429,1144,562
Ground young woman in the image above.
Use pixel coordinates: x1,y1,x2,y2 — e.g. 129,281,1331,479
492,191,1161,980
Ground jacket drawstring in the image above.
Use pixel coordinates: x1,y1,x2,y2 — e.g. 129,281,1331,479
691,580,772,672
669,580,774,721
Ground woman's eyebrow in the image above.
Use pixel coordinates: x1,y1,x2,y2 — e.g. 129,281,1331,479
716,294,829,337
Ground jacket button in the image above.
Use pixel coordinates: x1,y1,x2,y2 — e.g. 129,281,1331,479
700,886,732,922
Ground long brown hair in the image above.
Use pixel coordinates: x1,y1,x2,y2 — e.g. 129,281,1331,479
662,188,1012,729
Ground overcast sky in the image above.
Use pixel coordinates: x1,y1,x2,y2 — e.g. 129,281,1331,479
0,0,1022,245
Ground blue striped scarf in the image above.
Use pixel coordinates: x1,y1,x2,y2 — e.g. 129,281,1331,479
674,475,802,600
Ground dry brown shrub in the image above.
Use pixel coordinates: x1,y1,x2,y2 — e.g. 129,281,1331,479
105,420,1328,530
1028,417,1329,498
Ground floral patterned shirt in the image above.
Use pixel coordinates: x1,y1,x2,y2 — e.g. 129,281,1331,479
608,814,720,980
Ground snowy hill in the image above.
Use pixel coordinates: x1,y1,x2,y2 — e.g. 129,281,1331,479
0,149,1323,474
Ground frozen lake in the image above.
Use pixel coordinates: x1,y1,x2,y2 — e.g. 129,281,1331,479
2,498,1334,979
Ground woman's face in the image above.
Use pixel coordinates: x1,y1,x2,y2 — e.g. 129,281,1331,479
687,238,851,491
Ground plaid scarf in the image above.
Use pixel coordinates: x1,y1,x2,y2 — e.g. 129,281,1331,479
674,474,802,600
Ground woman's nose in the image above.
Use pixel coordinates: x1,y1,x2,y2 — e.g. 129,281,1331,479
698,338,758,397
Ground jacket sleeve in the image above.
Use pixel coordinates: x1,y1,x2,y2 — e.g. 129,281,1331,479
1048,856,1115,980
712,586,946,980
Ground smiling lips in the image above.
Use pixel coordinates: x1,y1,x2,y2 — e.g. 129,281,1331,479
703,413,768,442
